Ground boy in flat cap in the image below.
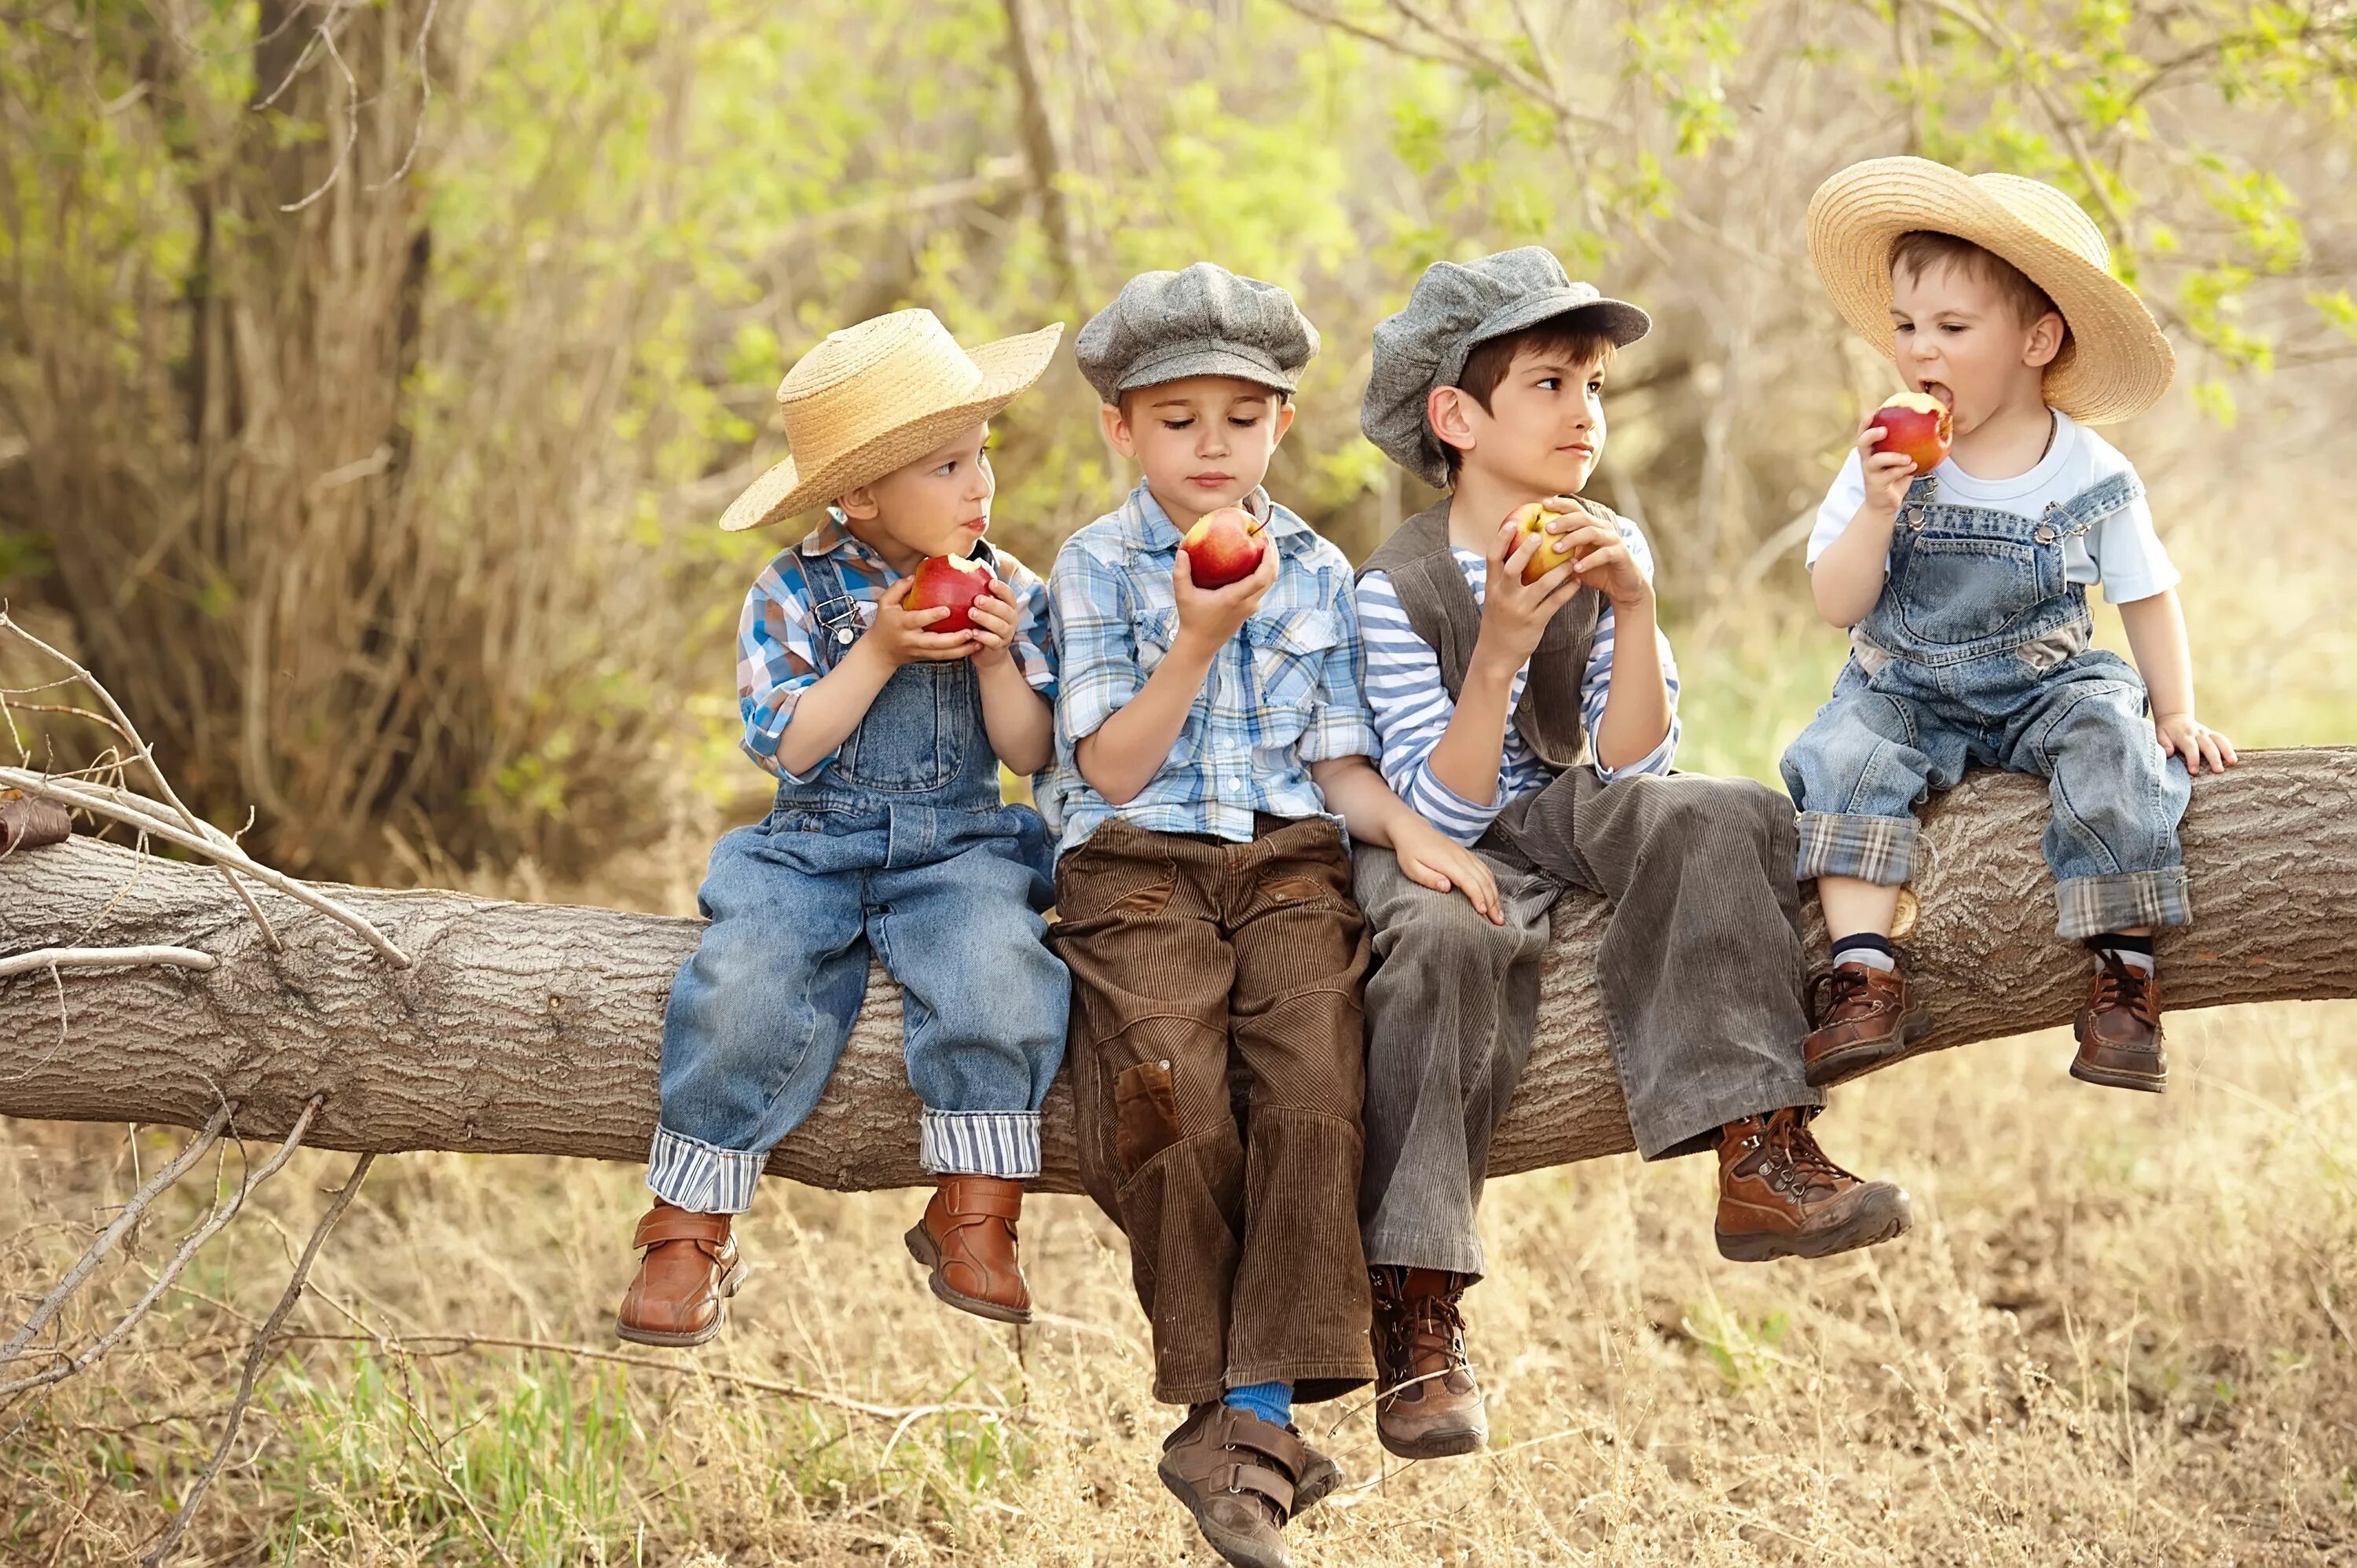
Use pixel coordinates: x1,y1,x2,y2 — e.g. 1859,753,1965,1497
1788,159,2234,1094
1351,248,1914,1460
1045,262,1499,1568
615,309,1071,1348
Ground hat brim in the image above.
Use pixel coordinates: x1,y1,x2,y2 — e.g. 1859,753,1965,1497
1808,158,2176,425
719,323,1065,534
1444,291,1652,391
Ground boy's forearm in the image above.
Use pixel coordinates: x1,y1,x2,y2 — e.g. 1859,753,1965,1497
1421,643,1519,806
1593,595,1672,769
2118,588,2198,717
770,639,896,778
976,657,1054,776
1073,635,1220,805
1813,505,1897,627
1309,753,1406,846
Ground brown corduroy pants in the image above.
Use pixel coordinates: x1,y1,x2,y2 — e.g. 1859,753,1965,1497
1050,815,1376,1406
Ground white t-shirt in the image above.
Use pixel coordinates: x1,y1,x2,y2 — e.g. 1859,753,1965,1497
1805,410,2179,605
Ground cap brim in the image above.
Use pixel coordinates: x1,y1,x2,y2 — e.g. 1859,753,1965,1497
1461,291,1651,364
1113,344,1300,397
719,322,1064,533
1808,158,2175,425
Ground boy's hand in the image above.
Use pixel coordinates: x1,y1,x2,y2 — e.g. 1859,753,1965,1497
1392,816,1504,925
962,578,1021,670
867,583,975,667
1171,533,1280,654
1477,504,1583,664
1855,419,1917,518
1549,512,1651,610
2155,712,2238,775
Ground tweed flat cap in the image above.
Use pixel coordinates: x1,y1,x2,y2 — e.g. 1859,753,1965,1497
1076,262,1319,403
1363,247,1651,489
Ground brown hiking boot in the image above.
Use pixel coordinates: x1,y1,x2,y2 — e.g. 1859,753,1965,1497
1714,1108,1912,1262
903,1175,1032,1324
1369,1267,1487,1460
1803,962,1928,1086
2072,953,2166,1093
615,1203,746,1347
1157,1404,1310,1568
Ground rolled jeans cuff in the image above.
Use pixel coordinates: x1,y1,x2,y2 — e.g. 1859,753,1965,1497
2056,867,2190,940
1794,810,1916,886
646,1124,764,1215
919,1109,1043,1179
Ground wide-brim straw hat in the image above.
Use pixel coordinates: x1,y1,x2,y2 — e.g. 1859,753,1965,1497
719,310,1064,533
1809,157,2176,425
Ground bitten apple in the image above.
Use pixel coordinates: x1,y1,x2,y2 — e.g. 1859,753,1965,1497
1870,391,1954,475
1508,500,1594,586
1181,505,1267,589
900,553,995,634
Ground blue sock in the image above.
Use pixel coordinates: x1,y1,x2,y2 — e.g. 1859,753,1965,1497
1222,1379,1292,1430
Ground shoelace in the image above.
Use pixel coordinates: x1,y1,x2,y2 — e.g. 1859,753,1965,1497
1761,1110,1858,1200
2089,953,2160,1025
1376,1283,1469,1376
1810,965,1878,1022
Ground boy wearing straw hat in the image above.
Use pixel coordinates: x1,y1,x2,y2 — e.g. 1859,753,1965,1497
1787,158,2238,1095
1351,247,1914,1463
614,309,1072,1348
1045,263,1501,1568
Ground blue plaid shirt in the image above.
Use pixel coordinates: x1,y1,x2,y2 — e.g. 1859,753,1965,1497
736,510,1056,783
1042,484,1380,857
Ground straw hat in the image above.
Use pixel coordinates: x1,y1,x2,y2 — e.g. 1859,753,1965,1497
1808,157,2175,425
718,310,1064,533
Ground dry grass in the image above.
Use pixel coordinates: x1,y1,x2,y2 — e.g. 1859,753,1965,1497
5,998,2353,1565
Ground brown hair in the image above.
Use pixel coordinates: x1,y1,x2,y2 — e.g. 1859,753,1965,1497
1441,316,1618,478
1889,230,2067,338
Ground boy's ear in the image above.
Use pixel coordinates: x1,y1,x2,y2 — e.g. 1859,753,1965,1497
1270,401,1296,444
838,484,880,520
1098,401,1138,458
1427,385,1479,463
2022,308,2067,370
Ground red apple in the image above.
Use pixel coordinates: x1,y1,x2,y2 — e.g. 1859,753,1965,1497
900,552,995,633
1508,500,1595,586
1870,391,1954,475
1181,504,1268,589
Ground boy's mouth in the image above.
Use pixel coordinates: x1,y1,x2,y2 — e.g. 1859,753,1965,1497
1189,472,1233,489
1917,381,1955,409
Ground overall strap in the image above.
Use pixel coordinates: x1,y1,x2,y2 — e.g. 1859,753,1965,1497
795,548,867,674
2040,470,2145,542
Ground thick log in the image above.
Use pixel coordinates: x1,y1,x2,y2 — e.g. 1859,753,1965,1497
3,749,2354,1193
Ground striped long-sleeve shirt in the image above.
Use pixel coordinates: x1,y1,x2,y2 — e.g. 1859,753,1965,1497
1358,524,1680,844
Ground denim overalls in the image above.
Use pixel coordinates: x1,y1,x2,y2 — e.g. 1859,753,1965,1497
648,546,1069,1214
1780,470,2192,939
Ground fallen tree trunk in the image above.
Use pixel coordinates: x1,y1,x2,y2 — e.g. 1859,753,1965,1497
4,749,2354,1193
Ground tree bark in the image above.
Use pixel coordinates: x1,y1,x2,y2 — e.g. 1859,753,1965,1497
3,749,2353,1194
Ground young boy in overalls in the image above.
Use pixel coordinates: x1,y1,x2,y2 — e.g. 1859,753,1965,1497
1786,159,2238,1093
1351,248,1915,1462
1047,263,1501,1568
615,310,1072,1346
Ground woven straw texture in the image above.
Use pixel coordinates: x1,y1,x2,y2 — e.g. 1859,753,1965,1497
1808,158,2174,426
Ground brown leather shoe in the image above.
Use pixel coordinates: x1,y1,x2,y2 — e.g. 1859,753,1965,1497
903,1175,1032,1324
2071,953,2166,1092
1369,1267,1487,1460
1714,1108,1912,1262
615,1203,745,1348
1157,1404,1308,1568
1803,962,1929,1087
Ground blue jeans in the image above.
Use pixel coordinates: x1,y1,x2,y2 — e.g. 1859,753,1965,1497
648,801,1069,1211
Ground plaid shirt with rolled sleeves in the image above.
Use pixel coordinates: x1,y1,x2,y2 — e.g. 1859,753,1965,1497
735,510,1057,782
1041,484,1380,858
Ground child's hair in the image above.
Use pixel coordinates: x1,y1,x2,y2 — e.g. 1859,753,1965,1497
1443,315,1618,479
1890,231,2067,341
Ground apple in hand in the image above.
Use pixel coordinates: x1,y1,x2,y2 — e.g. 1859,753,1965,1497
1181,505,1268,589
1870,391,1954,475
1508,500,1593,586
900,553,995,634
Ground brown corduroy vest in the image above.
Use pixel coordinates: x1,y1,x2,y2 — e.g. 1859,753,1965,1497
1358,499,1604,769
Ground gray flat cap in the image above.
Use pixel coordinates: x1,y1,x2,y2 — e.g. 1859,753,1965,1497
1076,262,1319,403
1363,247,1651,489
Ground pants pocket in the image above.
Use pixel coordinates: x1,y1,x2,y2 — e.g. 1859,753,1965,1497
1114,1057,1183,1180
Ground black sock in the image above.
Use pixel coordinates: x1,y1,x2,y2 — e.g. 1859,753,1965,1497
1831,932,1897,972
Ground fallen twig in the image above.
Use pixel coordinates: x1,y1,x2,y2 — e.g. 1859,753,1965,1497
0,947,218,982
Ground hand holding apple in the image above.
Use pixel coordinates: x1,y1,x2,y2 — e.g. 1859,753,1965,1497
962,577,1023,669
1179,505,1268,589
1506,500,1597,587
899,552,996,634
1173,522,1280,651
1868,391,1953,476
867,583,977,666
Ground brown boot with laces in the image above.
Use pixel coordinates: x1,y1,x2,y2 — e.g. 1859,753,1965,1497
2071,951,2166,1092
1369,1267,1487,1460
1803,962,1928,1087
903,1175,1033,1324
1714,1108,1912,1262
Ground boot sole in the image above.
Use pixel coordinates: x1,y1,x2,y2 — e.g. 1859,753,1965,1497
1293,1451,1341,1512
1157,1459,1291,1568
2069,1057,2166,1094
614,1259,747,1349
903,1222,1033,1325
1715,1185,1913,1263
1805,1007,1930,1089
1377,1422,1487,1460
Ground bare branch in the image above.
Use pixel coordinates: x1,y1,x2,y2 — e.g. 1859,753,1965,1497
366,0,443,192
141,1150,376,1568
0,946,218,982
279,17,362,214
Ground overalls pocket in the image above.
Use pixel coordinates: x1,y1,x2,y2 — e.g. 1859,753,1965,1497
1895,527,2044,647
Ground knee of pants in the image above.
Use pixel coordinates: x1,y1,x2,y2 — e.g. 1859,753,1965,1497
1781,703,1931,819
2040,692,2188,865
1375,877,1530,973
